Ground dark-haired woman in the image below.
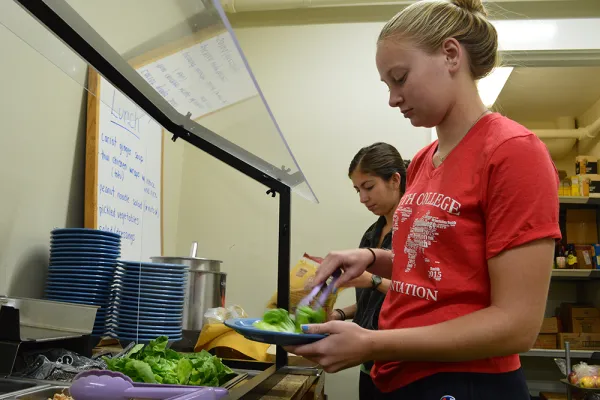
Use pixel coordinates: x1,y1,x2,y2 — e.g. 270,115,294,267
329,142,407,399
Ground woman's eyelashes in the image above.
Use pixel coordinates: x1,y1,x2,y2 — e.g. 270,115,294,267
394,73,407,85
356,186,374,193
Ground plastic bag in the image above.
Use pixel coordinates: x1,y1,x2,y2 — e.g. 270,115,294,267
204,305,247,325
559,361,600,388
12,348,107,382
555,358,568,376
574,362,600,379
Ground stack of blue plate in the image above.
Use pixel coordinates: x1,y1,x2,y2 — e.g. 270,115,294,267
45,228,121,336
111,261,188,343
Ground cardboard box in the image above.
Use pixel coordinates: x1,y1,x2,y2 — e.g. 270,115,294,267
558,333,600,350
560,304,599,332
534,334,557,349
541,317,560,334
561,305,600,333
566,209,598,245
575,245,594,269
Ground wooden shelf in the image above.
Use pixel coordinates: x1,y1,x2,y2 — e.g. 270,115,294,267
560,196,600,205
552,269,600,280
522,349,598,358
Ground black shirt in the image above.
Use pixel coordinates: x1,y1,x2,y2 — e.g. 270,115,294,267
353,216,392,332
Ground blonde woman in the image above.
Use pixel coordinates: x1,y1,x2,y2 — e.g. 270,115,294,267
287,0,560,398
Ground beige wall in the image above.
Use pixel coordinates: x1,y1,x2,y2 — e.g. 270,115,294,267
0,1,186,296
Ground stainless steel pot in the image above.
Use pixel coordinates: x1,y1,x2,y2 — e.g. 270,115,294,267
151,248,226,332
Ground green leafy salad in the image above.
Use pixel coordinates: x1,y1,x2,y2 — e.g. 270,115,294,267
252,307,326,333
104,336,234,386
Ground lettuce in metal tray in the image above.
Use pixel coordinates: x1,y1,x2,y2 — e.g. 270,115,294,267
104,336,234,386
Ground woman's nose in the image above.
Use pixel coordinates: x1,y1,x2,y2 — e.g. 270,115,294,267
360,192,369,203
389,91,404,108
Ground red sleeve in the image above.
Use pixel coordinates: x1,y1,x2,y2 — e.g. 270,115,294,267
482,135,561,259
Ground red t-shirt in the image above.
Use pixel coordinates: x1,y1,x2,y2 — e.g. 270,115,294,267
372,113,562,392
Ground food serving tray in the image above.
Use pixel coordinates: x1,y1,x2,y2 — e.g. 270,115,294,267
561,378,600,392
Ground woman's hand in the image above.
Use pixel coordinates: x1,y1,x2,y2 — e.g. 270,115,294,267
340,271,373,289
285,322,374,373
312,249,374,288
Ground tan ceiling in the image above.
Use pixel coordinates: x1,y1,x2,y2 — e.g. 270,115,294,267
493,66,600,124
228,0,600,27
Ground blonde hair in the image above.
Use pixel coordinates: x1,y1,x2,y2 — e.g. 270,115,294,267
378,0,498,80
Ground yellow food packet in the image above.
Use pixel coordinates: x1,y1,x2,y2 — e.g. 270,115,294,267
265,253,343,314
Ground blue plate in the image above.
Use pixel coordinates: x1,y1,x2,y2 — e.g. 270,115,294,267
114,309,182,319
46,290,111,300
50,249,120,256
111,334,183,342
52,228,121,239
47,273,114,281
116,270,187,278
114,276,185,285
115,267,187,285
116,314,183,323
224,318,326,346
116,320,182,329
116,281,185,291
46,287,110,296
48,268,115,276
115,303,183,313
114,328,182,336
51,238,121,246
47,281,111,289
51,242,120,249
50,260,118,266
45,296,110,306
119,261,188,270
51,248,121,256
116,289,183,300
49,265,115,272
45,288,111,298
47,277,113,285
116,285,184,295
51,255,119,261
114,297,184,307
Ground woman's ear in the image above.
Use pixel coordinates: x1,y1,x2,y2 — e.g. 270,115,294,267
391,172,401,188
441,37,462,74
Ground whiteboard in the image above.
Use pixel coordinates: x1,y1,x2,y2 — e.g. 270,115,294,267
87,75,163,262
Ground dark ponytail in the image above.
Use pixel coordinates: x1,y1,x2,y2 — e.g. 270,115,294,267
349,142,409,194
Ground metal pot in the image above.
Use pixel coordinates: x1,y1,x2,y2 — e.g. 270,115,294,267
151,248,226,332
